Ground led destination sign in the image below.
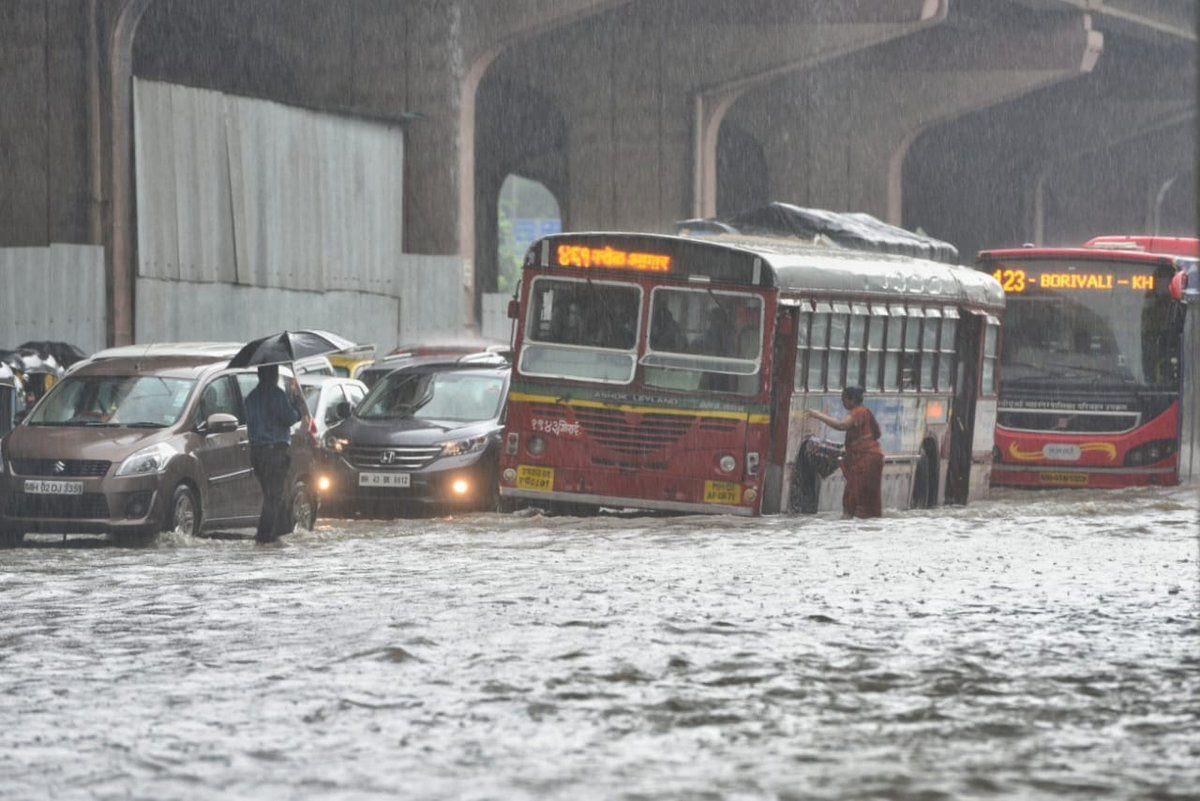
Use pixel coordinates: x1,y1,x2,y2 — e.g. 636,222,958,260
992,266,1155,294
556,244,672,273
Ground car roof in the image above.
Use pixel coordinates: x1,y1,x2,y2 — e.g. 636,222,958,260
298,374,366,387
65,355,236,379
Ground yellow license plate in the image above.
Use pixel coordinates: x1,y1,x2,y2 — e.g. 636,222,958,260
1039,472,1088,486
516,465,555,492
704,480,741,505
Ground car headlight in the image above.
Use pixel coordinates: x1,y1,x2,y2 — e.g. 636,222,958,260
441,435,488,457
115,442,177,477
325,435,350,453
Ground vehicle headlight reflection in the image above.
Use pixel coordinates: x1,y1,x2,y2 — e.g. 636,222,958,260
441,436,488,457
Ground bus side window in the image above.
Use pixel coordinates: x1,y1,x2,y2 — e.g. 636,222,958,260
807,312,829,391
794,311,811,391
920,310,939,391
981,319,1000,396
884,308,905,391
901,309,922,391
939,309,958,391
866,307,887,392
827,312,849,392
847,308,868,389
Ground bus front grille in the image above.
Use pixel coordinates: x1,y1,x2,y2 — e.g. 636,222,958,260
997,410,1139,434
575,408,692,457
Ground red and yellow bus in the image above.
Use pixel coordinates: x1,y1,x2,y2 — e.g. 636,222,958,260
498,232,1005,515
979,236,1200,489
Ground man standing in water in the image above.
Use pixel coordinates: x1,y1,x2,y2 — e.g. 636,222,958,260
245,364,304,543
805,386,885,518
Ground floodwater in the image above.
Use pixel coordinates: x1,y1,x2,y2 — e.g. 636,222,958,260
1,487,1197,801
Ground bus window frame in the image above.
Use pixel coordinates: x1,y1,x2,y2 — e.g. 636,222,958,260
920,306,941,391
901,305,924,392
806,302,833,391
865,304,888,392
520,274,645,386
884,303,907,391
847,303,869,390
938,306,959,392
793,300,814,392
640,285,766,380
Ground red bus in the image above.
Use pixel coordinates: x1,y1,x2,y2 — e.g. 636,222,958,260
498,232,1005,516
978,236,1200,489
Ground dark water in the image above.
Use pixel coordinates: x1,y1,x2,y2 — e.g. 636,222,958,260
2,487,1197,800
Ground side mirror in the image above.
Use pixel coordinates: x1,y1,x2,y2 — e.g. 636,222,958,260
335,401,352,420
507,299,520,320
205,412,239,434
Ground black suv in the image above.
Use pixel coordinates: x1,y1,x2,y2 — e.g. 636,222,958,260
321,364,509,515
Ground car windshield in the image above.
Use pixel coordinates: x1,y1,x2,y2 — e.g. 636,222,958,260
358,372,505,423
996,259,1180,390
28,376,195,428
303,385,321,416
519,277,641,384
642,288,763,394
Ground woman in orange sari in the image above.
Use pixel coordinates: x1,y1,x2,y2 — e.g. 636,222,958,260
804,386,884,518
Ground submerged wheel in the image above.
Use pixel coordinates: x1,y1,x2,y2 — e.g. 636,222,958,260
291,481,317,532
789,458,821,515
165,483,201,537
911,441,939,509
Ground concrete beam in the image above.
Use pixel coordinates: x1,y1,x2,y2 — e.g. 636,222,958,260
1011,0,1196,42
730,6,1102,223
902,43,1194,256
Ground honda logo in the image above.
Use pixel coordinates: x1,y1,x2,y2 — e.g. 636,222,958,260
379,450,397,465
53,461,67,475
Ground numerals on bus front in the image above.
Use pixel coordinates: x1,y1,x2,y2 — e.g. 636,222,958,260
992,268,1027,293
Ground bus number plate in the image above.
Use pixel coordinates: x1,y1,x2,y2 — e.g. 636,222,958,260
1039,472,1088,486
517,465,555,492
704,481,741,505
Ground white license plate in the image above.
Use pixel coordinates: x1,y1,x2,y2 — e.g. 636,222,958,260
24,479,84,496
358,472,411,488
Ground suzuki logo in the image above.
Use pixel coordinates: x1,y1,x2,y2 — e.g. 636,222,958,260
379,450,396,465
53,461,67,475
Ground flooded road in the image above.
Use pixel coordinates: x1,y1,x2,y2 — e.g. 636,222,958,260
2,487,1197,801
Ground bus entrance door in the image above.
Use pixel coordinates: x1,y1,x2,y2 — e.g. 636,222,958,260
946,312,983,505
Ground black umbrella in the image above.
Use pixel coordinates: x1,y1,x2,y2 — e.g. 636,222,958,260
19,341,88,368
228,329,357,369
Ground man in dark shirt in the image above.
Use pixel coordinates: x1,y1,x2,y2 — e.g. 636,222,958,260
244,364,304,542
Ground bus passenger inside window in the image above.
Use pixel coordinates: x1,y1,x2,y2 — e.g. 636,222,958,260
643,289,763,395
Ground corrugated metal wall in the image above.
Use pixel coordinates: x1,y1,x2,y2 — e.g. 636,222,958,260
133,79,464,351
0,245,106,353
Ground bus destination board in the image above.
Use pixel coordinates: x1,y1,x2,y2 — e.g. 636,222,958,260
555,244,672,273
991,265,1156,294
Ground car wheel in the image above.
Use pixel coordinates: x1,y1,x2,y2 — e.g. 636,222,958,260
165,483,201,538
0,529,25,548
291,481,317,532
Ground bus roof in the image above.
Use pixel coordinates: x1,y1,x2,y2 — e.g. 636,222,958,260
979,236,1199,264
527,231,1004,310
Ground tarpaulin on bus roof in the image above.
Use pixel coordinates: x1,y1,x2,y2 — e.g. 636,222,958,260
678,202,959,264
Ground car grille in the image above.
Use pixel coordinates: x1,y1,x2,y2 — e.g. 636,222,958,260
6,493,110,519
10,459,112,477
997,410,1139,434
347,445,443,470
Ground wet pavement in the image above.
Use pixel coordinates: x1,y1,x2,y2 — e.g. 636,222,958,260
1,486,1197,800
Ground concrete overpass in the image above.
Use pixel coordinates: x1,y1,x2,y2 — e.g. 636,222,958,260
0,0,1194,348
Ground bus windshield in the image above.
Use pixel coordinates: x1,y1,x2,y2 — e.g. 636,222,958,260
643,288,763,394
520,277,641,384
997,260,1180,390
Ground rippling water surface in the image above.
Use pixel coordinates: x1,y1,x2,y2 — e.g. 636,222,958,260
2,487,1198,800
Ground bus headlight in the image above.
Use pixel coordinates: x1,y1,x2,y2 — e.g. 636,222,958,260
502,468,517,483
718,455,737,473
